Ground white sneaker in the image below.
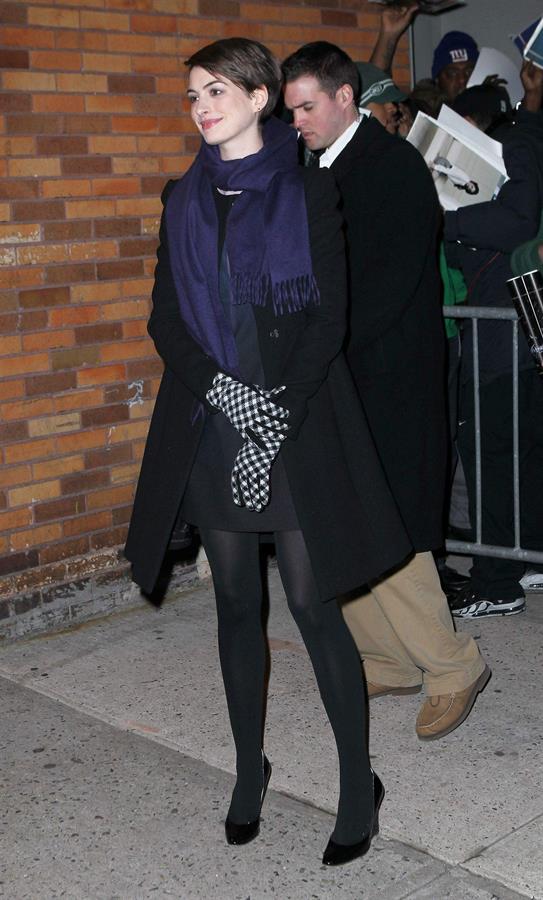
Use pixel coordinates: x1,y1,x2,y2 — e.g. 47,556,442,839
519,568,543,592
449,588,526,618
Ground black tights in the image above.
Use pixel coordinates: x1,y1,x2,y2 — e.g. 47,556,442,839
199,527,373,844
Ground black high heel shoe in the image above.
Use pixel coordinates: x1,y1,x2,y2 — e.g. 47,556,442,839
322,770,384,866
225,755,272,846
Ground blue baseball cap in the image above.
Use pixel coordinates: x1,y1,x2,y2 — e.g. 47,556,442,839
432,31,479,80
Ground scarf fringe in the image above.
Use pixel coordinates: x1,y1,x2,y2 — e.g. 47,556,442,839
231,273,320,316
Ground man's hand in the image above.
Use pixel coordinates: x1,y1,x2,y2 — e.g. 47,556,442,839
482,73,508,88
370,2,419,73
521,60,543,111
381,2,419,38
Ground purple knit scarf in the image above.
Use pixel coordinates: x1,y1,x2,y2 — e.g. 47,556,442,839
165,116,319,374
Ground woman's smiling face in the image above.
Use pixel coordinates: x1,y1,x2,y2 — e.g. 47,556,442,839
187,66,266,160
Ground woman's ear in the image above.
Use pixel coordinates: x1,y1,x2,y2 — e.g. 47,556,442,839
252,85,268,113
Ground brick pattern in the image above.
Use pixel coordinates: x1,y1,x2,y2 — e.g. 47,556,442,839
0,0,410,605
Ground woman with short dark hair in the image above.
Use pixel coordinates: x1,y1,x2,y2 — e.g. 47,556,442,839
125,37,410,866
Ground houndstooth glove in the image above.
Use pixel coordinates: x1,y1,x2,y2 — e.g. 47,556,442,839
206,372,289,443
231,427,284,512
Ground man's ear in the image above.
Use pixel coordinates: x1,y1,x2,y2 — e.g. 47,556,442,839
336,83,354,108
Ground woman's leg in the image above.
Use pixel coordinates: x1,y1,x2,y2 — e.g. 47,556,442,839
275,529,373,845
199,528,266,824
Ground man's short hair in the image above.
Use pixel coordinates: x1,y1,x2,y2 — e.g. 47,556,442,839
452,84,513,134
282,41,360,105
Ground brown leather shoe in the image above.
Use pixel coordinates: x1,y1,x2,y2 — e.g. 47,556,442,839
367,680,422,699
416,665,491,741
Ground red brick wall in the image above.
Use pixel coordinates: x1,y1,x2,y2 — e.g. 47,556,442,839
0,0,410,616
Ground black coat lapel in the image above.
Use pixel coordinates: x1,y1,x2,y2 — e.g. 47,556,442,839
330,117,386,181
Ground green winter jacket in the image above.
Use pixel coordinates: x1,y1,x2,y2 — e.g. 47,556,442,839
511,212,543,276
440,243,466,339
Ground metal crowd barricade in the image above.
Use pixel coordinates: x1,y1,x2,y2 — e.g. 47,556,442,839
443,304,543,565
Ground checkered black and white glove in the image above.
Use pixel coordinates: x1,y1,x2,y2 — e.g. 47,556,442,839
206,372,289,443
231,427,284,512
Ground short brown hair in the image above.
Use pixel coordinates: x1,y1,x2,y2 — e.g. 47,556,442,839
282,42,360,105
186,37,282,120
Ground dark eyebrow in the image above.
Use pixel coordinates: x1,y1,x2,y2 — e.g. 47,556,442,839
186,79,225,96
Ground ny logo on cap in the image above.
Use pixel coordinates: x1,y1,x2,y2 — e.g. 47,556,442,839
449,49,469,63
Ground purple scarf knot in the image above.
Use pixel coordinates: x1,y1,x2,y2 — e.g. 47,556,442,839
165,116,319,373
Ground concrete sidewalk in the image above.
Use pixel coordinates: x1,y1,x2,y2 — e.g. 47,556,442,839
1,564,542,900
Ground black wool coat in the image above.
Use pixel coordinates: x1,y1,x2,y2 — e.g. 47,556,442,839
331,117,448,551
124,166,412,599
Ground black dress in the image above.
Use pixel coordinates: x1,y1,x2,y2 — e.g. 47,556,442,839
180,189,298,531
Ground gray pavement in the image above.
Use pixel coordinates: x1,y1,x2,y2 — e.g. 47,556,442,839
1,563,541,900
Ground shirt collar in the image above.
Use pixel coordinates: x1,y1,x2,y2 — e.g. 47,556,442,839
319,113,368,168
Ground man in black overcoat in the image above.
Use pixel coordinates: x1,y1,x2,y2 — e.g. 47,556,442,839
283,44,489,741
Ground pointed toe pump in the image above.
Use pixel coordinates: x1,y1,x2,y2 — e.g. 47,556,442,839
322,771,384,867
225,755,272,846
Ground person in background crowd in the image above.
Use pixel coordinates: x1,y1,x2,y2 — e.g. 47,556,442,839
370,1,479,115
510,63,543,282
395,94,432,138
430,30,479,104
356,62,407,134
354,62,430,140
510,204,543,595
452,82,513,133
283,41,490,743
443,72,543,618
510,57,543,509
126,36,413,868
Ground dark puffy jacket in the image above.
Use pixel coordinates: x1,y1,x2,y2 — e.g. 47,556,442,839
444,110,543,383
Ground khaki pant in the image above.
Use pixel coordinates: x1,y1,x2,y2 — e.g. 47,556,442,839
341,551,486,696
